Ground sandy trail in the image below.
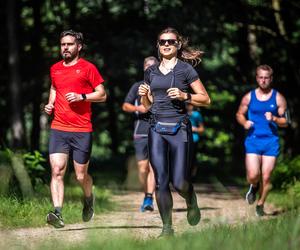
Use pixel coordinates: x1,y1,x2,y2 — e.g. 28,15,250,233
0,182,280,249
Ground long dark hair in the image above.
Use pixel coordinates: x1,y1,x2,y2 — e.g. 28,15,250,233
157,27,204,66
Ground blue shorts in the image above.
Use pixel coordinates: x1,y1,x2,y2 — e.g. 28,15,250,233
133,137,148,161
49,129,92,164
245,135,279,157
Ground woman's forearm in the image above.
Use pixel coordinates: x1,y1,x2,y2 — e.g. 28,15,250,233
189,93,211,107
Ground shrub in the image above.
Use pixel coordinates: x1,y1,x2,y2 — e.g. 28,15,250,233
272,155,300,190
23,150,47,189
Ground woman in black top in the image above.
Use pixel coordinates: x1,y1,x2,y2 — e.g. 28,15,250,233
139,27,210,236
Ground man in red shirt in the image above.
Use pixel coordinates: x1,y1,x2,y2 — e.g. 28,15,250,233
44,30,107,228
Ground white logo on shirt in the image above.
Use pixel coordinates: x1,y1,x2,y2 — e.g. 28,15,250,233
270,104,275,108
76,69,81,74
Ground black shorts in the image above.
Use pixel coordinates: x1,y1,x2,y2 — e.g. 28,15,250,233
49,129,92,164
133,137,148,161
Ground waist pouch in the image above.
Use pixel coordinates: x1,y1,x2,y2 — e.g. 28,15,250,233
153,116,188,135
154,121,181,135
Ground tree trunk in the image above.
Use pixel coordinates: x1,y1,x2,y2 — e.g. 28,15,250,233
6,0,33,198
6,0,26,149
272,0,287,39
9,151,34,198
0,162,13,195
30,0,43,151
247,25,260,65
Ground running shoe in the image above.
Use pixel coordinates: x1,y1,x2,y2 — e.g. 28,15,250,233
46,211,65,228
158,224,174,238
187,192,201,226
256,205,266,217
82,193,95,222
245,183,259,205
140,196,154,212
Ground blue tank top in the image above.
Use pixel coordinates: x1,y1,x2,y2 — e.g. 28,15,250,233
247,89,278,138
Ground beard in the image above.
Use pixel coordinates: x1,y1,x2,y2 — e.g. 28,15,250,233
260,83,271,90
62,50,77,62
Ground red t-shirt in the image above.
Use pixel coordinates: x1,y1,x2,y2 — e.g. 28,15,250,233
50,58,104,132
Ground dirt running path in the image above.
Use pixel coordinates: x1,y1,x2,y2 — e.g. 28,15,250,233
0,182,281,249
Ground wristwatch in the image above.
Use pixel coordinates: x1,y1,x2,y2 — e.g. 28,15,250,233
81,94,87,101
185,92,191,102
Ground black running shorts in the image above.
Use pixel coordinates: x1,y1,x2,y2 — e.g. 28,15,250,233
133,137,149,161
49,129,92,164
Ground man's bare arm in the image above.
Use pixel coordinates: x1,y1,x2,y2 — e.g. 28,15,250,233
236,92,253,129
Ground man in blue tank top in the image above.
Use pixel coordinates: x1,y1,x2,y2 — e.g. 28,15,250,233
236,65,288,216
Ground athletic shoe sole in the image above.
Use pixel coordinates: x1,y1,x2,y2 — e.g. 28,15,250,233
140,197,154,212
187,206,201,226
82,194,95,222
158,227,174,238
187,192,201,226
245,185,256,205
144,205,154,212
83,209,95,222
46,212,65,228
255,205,265,217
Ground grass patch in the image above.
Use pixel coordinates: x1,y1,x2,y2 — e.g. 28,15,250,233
0,185,113,228
268,190,300,210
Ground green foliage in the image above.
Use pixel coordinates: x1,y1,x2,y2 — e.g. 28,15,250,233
92,130,113,159
118,0,182,19
23,150,46,172
2,0,300,176
271,155,300,204
288,181,300,199
0,150,13,195
0,149,11,165
272,155,300,189
23,150,47,189
268,190,300,210
207,85,236,108
192,82,237,169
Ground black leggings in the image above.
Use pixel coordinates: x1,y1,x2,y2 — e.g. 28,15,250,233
148,123,195,225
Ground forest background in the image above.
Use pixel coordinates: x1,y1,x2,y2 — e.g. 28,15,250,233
0,0,299,197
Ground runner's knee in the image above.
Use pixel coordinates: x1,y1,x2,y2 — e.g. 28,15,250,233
51,165,65,179
247,173,259,183
173,181,190,195
155,179,169,192
137,160,149,173
262,174,271,184
75,172,88,183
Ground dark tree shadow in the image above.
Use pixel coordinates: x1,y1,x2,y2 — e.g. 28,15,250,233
60,225,161,232
173,207,220,212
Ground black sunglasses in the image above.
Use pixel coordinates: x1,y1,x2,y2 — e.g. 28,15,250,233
158,39,178,46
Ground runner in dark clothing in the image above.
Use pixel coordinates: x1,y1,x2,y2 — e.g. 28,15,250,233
122,56,158,212
138,27,210,236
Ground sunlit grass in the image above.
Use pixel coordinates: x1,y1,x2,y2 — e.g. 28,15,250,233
0,185,113,228
268,190,300,210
